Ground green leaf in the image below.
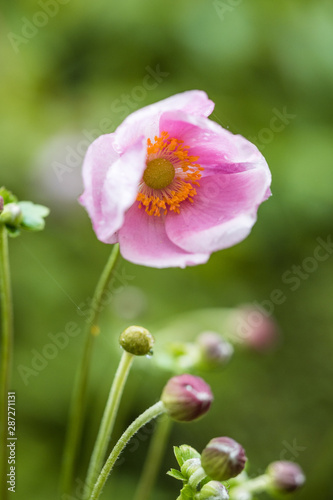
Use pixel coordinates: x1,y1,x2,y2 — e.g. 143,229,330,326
174,447,184,467
167,469,186,481
18,201,50,231
0,187,18,204
178,445,201,465
179,484,194,500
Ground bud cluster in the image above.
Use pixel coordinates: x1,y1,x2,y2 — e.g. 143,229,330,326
168,438,305,500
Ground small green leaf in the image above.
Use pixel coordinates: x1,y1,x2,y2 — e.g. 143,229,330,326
179,484,194,500
179,445,201,464
167,469,186,481
0,187,18,204
174,447,184,467
19,201,50,231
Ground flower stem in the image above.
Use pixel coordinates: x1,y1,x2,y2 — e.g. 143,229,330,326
0,226,13,500
134,415,172,500
60,244,120,495
89,401,165,500
84,350,134,499
230,474,270,498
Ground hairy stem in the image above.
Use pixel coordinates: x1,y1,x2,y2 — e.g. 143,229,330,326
90,401,165,500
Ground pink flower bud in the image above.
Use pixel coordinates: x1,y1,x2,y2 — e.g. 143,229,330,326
197,332,233,368
161,374,213,422
0,196,4,213
267,461,305,492
230,306,279,352
201,437,247,481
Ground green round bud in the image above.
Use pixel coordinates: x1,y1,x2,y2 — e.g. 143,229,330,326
0,203,23,227
119,326,154,356
195,481,229,500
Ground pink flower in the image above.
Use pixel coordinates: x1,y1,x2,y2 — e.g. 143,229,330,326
80,91,271,268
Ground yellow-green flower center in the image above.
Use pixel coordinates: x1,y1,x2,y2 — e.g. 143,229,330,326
143,158,175,190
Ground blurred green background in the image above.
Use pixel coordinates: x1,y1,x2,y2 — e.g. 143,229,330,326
1,1,333,499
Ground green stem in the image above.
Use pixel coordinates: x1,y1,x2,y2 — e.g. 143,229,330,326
0,226,13,500
84,350,134,499
60,244,120,495
89,401,165,500
134,415,172,500
230,474,270,498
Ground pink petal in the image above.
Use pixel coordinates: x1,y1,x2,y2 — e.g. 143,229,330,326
160,111,265,177
118,204,210,268
79,133,119,229
165,168,271,254
80,135,147,244
114,91,214,153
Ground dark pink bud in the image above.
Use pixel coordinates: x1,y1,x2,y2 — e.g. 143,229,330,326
267,461,305,492
201,437,247,481
0,196,4,213
161,374,213,422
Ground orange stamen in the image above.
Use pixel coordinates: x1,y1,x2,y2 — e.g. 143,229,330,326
137,132,203,216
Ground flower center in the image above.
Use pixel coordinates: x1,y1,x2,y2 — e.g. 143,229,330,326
137,131,203,217
143,158,175,190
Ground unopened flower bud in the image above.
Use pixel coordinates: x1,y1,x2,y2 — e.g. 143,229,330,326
0,196,4,213
195,481,229,500
119,326,154,356
0,202,23,227
161,374,213,422
230,306,279,352
201,437,247,481
267,461,305,493
197,332,234,368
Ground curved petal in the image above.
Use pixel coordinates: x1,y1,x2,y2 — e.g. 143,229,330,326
165,168,271,254
160,110,266,177
118,204,210,268
114,91,214,153
79,132,119,230
96,137,147,243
